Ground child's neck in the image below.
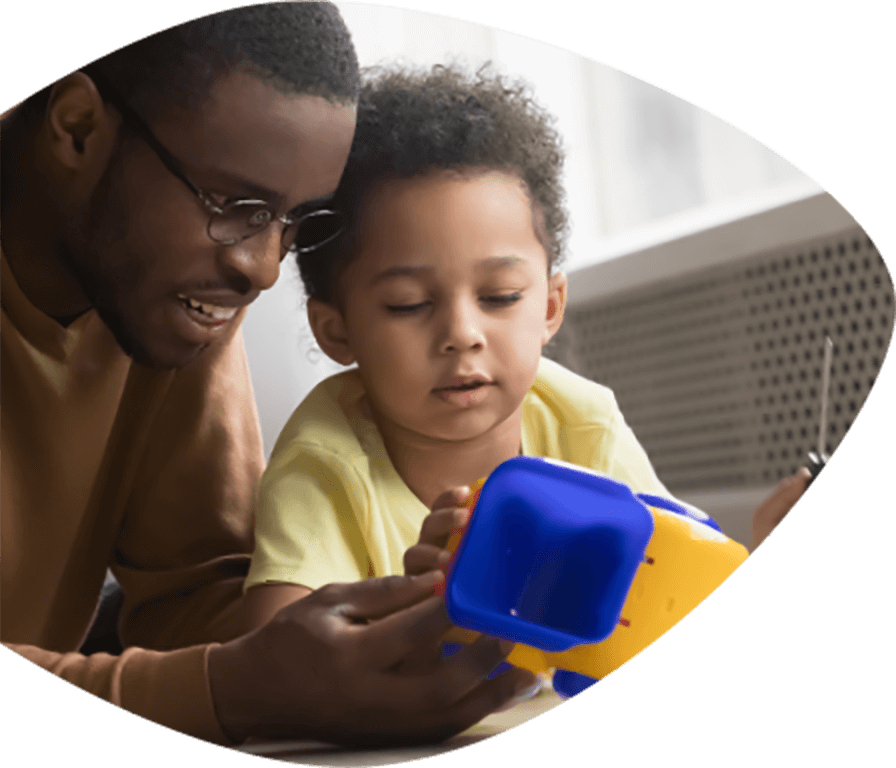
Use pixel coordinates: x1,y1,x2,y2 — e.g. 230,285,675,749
368,403,524,510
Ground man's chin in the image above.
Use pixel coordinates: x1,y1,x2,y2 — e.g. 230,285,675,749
97,307,204,370
121,333,208,370
126,342,206,370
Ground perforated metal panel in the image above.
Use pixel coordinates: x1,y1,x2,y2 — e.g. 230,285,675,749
547,227,894,493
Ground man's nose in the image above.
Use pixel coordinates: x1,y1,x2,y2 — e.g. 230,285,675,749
217,226,283,293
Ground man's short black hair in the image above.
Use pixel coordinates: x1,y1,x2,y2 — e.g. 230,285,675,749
297,62,569,305
19,2,360,120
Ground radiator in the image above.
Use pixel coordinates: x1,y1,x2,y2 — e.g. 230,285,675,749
547,192,893,543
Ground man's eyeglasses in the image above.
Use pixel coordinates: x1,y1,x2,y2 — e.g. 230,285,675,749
84,69,345,257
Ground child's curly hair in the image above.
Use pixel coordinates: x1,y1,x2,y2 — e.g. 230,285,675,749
298,62,569,304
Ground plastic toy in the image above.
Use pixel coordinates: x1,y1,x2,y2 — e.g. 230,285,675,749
437,457,749,695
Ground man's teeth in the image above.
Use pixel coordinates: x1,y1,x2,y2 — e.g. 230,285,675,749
182,296,238,322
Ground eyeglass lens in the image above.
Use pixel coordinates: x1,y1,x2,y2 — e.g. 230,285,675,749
293,210,346,254
207,202,345,254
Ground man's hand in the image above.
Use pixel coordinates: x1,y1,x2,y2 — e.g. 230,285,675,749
751,467,811,551
404,487,472,577
207,571,534,746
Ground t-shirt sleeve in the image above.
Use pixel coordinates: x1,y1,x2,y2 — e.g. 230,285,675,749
529,358,672,498
246,444,372,592
602,403,672,497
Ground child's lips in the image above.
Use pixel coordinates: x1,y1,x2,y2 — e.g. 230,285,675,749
433,378,495,406
435,375,493,391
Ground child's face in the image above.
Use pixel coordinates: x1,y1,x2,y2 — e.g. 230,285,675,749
314,169,566,444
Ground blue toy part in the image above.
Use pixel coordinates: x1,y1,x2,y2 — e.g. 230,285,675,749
445,456,655,653
552,669,598,699
635,493,723,532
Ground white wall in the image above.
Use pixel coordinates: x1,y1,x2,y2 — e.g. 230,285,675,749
242,260,351,459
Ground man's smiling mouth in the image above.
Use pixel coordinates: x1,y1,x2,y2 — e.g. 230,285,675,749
178,295,240,324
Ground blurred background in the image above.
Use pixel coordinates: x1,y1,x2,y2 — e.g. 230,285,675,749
241,2,893,546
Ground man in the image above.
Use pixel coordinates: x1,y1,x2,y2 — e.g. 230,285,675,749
1,2,533,747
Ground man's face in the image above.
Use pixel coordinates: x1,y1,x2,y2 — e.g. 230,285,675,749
64,69,356,369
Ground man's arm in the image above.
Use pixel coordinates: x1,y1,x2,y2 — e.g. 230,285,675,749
5,642,229,743
208,572,536,745
7,573,535,746
245,582,313,630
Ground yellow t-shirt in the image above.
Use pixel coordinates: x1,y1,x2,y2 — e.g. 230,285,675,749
246,357,672,591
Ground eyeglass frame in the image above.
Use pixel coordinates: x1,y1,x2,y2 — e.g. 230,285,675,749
82,67,346,256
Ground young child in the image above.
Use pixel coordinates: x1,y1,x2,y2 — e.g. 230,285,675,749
243,64,808,627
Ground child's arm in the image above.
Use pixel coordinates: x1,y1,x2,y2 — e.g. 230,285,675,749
404,487,472,576
245,583,313,630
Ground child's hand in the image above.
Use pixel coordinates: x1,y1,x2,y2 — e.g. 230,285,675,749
404,486,473,576
751,467,811,551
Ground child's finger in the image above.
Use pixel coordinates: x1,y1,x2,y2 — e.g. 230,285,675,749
429,486,471,515
419,506,470,547
404,543,452,576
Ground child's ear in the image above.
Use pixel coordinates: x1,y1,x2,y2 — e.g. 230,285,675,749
307,298,355,366
542,271,568,345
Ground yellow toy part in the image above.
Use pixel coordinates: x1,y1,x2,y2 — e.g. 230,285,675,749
440,470,748,683
544,506,747,679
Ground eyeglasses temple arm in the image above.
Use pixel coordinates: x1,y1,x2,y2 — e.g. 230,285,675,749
80,66,207,201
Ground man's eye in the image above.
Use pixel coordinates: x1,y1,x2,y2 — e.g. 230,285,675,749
212,192,271,209
481,292,523,306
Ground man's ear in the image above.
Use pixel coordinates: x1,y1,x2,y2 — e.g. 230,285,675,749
45,72,117,171
542,271,568,346
307,298,355,366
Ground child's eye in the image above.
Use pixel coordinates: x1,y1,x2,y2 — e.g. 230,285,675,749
480,292,523,306
385,293,521,315
385,301,431,315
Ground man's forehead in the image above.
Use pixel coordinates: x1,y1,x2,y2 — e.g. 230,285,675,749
149,69,356,205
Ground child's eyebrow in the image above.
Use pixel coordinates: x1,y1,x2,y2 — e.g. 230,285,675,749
371,256,529,285
477,255,528,270
371,265,431,284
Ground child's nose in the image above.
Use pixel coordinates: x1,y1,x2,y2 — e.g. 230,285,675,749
440,301,486,353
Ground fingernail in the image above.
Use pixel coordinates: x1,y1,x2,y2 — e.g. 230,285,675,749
438,550,452,564
495,674,543,712
513,674,542,699
415,570,445,589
